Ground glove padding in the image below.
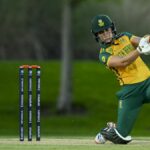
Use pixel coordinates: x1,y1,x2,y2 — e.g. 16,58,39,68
137,36,150,55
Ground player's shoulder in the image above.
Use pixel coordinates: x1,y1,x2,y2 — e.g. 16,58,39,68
99,42,114,55
99,44,107,53
115,32,133,39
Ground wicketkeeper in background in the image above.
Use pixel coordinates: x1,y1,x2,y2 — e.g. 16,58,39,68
91,14,150,144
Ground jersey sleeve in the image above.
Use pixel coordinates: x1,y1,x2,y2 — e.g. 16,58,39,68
99,50,111,66
123,32,136,39
123,32,133,39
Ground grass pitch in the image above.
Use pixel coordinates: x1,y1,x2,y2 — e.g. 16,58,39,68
0,137,150,150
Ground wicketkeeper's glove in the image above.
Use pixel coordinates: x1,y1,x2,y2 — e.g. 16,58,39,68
137,36,150,55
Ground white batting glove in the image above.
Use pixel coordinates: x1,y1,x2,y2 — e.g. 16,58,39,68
137,36,150,55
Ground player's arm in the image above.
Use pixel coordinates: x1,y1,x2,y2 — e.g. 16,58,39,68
131,35,150,46
107,50,140,68
108,35,150,68
130,36,141,47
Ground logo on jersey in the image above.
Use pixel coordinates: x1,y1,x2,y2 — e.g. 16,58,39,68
98,19,105,27
102,56,106,63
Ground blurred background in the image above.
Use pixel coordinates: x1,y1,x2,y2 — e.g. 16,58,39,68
0,0,150,138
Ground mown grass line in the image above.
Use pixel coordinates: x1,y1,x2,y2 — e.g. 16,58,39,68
0,137,150,150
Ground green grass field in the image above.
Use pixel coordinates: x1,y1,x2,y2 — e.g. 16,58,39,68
0,136,150,150
0,60,150,150
0,60,119,136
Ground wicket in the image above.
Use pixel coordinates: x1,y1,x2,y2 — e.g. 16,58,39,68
19,65,41,141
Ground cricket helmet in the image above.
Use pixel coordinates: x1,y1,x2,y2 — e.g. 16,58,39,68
91,15,116,42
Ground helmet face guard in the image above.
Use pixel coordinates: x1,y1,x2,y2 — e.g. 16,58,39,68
91,15,116,42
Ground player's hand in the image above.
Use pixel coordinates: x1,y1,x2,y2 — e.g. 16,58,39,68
137,36,150,55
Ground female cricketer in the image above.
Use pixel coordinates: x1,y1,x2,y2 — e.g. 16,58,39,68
91,14,150,144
